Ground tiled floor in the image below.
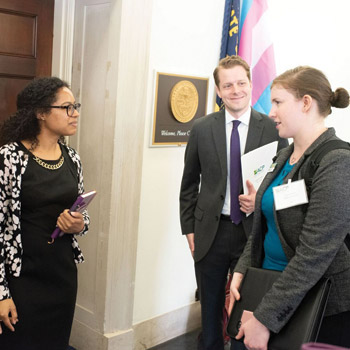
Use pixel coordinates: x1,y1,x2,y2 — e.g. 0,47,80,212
148,329,232,350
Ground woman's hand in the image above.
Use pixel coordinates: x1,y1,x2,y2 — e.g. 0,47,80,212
228,272,244,315
239,180,256,214
0,298,18,334
57,209,85,234
236,315,270,350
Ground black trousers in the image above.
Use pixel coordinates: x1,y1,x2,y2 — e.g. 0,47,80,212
195,217,247,350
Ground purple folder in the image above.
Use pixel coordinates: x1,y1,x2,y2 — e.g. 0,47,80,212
51,190,97,239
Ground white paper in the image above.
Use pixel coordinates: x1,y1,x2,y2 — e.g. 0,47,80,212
273,179,309,211
241,141,278,195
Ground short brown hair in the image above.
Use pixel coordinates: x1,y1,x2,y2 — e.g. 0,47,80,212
213,55,251,86
272,66,349,116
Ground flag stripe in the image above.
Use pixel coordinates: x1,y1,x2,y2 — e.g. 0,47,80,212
238,0,267,64
238,0,275,115
239,0,253,41
251,10,273,68
251,45,276,105
253,82,272,114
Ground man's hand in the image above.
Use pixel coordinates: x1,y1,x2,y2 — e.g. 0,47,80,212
239,180,256,214
186,233,195,258
0,298,18,334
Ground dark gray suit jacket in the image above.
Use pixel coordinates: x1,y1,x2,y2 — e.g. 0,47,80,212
235,128,350,333
180,108,288,262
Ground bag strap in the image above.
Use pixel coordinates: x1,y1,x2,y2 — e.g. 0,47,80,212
301,139,350,251
303,140,350,190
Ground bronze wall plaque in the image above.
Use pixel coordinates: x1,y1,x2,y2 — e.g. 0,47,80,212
152,72,208,146
170,80,199,123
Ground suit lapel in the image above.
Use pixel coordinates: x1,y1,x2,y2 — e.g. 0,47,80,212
211,110,227,176
244,109,264,154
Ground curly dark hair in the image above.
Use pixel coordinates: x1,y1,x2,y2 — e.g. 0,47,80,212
0,77,70,147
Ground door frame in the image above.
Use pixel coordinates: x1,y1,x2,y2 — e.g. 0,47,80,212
52,0,75,83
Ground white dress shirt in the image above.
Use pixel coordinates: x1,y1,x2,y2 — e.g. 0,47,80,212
222,107,251,215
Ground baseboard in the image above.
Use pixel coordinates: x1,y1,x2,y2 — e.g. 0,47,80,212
70,302,200,350
70,319,134,350
133,301,201,349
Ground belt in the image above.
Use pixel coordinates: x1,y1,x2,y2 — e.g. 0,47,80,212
220,214,232,221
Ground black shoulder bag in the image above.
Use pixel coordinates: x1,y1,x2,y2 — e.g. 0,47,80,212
302,139,350,250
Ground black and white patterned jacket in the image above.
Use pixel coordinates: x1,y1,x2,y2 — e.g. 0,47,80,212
0,142,90,301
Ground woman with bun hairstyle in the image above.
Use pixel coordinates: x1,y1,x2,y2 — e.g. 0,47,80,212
229,66,350,350
0,77,89,350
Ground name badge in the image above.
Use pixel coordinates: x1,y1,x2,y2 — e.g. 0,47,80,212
272,179,309,211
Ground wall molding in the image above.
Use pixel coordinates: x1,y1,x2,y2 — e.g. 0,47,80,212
70,320,134,350
52,0,75,82
133,302,201,350
71,302,200,350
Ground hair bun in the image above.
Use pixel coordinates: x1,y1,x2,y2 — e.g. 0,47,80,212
331,88,350,108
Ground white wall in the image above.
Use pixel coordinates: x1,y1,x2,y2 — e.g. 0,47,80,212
269,0,350,141
133,0,226,324
133,0,350,328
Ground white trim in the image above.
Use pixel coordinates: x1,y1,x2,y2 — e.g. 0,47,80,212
133,302,201,350
52,0,75,84
71,302,200,350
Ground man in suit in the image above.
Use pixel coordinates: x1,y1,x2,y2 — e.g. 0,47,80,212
179,55,288,350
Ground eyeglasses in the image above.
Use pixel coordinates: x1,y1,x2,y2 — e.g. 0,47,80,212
42,103,81,117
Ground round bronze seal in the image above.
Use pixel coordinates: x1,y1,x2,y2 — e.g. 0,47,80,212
170,80,199,123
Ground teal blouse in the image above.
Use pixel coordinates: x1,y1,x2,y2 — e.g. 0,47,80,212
262,160,295,271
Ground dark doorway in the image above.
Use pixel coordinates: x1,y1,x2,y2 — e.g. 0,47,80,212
0,0,54,121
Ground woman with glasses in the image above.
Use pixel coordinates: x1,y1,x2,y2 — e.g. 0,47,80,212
0,77,89,350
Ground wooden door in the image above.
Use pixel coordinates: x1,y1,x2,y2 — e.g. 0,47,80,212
0,0,54,121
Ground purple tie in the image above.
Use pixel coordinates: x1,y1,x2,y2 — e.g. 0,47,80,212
230,120,242,224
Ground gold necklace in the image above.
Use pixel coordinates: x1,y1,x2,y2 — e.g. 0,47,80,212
33,155,64,170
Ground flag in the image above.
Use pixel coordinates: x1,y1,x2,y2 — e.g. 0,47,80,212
215,0,240,111
238,0,276,114
216,0,276,115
